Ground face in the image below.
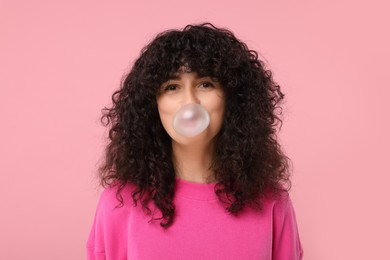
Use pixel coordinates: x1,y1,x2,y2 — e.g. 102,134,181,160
156,71,225,145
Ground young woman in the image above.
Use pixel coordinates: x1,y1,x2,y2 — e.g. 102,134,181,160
87,22,303,259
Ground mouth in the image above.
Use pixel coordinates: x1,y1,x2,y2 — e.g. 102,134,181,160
172,103,210,137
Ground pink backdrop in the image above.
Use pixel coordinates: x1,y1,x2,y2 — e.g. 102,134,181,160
1,0,389,259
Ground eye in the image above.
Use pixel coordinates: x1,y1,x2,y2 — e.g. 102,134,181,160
199,82,214,89
163,84,178,91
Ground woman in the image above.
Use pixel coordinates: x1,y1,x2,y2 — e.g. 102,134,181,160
87,22,303,259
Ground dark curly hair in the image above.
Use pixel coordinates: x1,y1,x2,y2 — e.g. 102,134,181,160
98,22,291,228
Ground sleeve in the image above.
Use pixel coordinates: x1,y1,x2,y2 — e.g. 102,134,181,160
86,184,131,260
86,189,108,260
272,193,304,260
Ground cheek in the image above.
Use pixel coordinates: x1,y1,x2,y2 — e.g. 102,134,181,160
208,97,225,125
212,105,225,130
157,99,176,133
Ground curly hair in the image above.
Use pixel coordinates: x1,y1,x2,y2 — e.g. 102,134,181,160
98,22,291,228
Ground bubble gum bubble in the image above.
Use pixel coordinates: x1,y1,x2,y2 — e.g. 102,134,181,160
173,103,210,137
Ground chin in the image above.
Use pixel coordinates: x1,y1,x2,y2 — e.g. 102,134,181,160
170,128,220,146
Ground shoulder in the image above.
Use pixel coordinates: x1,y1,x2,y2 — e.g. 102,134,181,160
272,191,293,210
96,181,137,214
261,189,292,211
258,189,298,223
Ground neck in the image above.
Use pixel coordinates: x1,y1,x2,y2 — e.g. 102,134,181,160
172,140,217,184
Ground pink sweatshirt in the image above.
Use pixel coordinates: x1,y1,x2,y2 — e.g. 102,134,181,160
86,178,303,259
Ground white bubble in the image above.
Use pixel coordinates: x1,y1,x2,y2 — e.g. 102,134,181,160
173,103,210,137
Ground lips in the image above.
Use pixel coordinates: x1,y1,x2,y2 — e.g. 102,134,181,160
173,103,210,137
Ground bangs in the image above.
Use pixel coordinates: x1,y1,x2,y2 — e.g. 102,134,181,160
144,31,224,90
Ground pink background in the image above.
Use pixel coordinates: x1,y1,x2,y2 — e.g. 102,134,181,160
1,0,389,259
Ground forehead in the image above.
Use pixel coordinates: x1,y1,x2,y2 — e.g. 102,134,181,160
172,64,193,78
167,64,193,78
177,64,192,73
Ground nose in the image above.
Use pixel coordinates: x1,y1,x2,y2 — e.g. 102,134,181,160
183,87,200,104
